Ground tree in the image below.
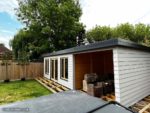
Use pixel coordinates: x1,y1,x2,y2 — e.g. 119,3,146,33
113,23,135,41
134,23,150,46
12,0,85,60
144,25,150,46
86,23,150,46
11,29,51,60
86,26,112,43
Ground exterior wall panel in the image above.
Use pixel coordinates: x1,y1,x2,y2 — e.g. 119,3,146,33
113,47,150,107
113,48,121,103
44,54,74,89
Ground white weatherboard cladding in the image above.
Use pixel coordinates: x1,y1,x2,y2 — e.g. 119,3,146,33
113,48,121,103
44,54,74,89
113,47,150,107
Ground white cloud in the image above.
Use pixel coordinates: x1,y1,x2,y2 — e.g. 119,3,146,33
0,30,14,34
0,35,12,49
0,0,18,18
80,0,150,30
0,28,19,49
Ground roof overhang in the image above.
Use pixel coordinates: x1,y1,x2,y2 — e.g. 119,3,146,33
42,38,150,57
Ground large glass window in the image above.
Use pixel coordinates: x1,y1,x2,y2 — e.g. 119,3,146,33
50,59,58,80
60,58,68,80
45,59,49,74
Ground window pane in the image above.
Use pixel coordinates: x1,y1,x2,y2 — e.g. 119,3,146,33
60,58,64,78
51,60,54,79
47,60,49,73
65,58,68,79
60,58,68,80
45,59,49,74
55,60,58,80
45,60,47,73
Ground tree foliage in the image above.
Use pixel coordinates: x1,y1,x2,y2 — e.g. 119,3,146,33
86,23,150,46
86,26,112,43
11,29,51,60
12,0,85,60
113,23,135,41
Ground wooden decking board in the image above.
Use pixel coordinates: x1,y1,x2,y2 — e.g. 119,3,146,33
139,103,150,113
131,95,150,113
132,107,141,112
35,78,57,93
47,81,65,92
35,77,69,93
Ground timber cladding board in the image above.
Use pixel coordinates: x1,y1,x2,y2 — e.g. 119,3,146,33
113,47,150,107
75,53,91,89
74,50,113,90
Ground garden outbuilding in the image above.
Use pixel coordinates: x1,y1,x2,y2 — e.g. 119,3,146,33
43,38,150,107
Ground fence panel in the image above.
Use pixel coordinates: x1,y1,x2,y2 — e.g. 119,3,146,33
0,62,43,81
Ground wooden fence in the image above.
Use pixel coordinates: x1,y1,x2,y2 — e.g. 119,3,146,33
0,62,43,81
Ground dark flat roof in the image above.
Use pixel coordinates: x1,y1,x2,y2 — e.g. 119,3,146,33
43,38,150,57
0,91,135,113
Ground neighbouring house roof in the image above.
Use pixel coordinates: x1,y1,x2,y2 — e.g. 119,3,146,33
43,38,150,57
0,91,135,113
0,44,11,54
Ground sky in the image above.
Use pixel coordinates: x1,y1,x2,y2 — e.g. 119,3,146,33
80,0,150,29
1,0,150,48
0,0,23,48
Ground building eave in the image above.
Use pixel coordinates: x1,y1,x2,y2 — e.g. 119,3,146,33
42,38,150,57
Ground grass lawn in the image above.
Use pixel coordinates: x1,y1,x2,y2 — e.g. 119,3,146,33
0,80,52,105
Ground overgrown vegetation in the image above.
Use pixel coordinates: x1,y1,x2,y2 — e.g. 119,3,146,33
11,0,85,60
0,80,52,105
86,23,150,46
